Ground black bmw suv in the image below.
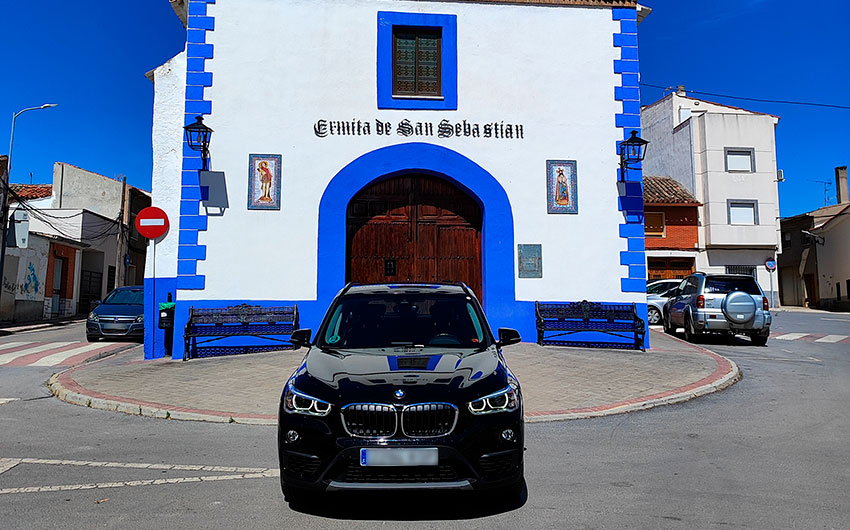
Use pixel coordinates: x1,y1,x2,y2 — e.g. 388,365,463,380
278,283,524,501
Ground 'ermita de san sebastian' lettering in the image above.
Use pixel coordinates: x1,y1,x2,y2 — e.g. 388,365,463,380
314,119,524,139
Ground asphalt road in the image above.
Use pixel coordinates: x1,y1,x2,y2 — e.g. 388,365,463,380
1,314,848,529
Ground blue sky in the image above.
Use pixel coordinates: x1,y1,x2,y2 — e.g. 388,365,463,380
1,0,847,217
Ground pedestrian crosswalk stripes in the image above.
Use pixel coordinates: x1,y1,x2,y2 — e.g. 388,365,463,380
772,333,810,341
814,335,847,343
0,342,130,367
770,332,849,344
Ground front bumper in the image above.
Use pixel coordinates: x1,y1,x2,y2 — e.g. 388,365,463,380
87,319,144,338
278,402,524,492
692,309,771,333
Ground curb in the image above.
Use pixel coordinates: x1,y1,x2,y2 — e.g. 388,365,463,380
48,335,741,426
0,318,87,334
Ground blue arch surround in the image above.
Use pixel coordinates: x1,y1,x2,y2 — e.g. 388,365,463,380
317,142,534,339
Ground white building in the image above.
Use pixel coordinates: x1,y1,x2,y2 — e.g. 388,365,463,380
641,88,782,303
146,0,652,359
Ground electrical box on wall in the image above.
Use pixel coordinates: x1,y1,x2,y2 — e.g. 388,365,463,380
7,209,29,248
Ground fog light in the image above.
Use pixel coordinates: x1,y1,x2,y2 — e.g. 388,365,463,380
286,430,299,443
501,429,515,442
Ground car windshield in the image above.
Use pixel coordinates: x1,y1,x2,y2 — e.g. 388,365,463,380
102,289,144,305
647,282,675,294
704,277,762,295
317,294,491,350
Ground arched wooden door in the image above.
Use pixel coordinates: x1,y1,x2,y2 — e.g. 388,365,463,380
347,174,483,298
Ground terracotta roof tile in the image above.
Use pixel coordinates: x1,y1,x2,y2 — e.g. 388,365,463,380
10,184,53,201
643,176,699,205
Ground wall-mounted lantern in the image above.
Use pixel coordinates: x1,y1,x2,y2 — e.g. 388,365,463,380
618,130,648,182
183,115,214,171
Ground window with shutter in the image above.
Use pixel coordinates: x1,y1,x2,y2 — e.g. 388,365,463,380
393,27,442,97
645,212,665,237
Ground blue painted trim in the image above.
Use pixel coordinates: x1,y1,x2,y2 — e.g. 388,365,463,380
621,278,646,293
317,142,535,340
612,7,648,347
377,11,458,110
177,260,197,275
177,275,206,290
627,238,645,252
177,0,215,292
144,277,178,359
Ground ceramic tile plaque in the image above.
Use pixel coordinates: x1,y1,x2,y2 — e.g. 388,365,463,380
248,154,282,210
546,160,578,214
518,244,542,278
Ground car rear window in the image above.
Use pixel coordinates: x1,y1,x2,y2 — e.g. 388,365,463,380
704,277,761,295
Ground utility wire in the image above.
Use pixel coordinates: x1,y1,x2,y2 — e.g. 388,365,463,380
640,83,850,111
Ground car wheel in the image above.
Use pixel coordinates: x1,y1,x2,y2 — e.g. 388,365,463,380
683,314,700,343
647,307,661,326
662,312,675,334
86,334,99,343
751,333,769,346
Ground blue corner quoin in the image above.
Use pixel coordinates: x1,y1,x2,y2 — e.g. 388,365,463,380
177,0,215,294
612,7,649,346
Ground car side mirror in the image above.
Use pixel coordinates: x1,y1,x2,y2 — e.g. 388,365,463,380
661,289,676,298
497,328,521,347
289,328,312,349
93,300,102,306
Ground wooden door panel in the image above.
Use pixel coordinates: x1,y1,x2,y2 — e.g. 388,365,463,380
347,174,482,298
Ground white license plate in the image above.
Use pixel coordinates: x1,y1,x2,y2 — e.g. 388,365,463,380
359,448,438,467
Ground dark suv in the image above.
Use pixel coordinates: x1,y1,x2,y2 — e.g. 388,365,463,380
662,273,771,345
277,283,524,502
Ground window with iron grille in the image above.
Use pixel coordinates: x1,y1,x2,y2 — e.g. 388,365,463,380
393,27,441,97
725,265,757,277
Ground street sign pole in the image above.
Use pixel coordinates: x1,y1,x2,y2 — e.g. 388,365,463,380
136,207,170,358
764,258,777,308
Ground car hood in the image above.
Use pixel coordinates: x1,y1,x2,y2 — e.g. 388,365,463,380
292,347,508,404
92,304,144,318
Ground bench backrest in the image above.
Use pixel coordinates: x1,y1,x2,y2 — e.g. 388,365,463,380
188,304,297,325
536,301,639,322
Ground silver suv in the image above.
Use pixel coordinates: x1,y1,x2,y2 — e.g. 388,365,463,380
662,273,771,345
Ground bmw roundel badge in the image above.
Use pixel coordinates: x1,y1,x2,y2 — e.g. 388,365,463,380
394,389,405,399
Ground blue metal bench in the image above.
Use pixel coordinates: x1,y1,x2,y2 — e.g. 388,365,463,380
535,300,645,351
183,304,299,360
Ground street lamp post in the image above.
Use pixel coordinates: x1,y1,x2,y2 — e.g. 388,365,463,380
0,103,58,302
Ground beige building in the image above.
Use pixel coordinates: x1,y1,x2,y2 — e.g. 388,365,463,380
641,88,782,304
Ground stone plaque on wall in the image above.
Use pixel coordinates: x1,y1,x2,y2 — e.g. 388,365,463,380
518,244,542,278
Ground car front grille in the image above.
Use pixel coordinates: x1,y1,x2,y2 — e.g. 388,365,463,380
402,403,458,437
341,402,458,438
341,404,397,438
337,463,460,483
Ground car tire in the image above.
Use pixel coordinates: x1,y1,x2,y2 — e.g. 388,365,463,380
662,312,675,335
751,333,769,346
86,334,99,343
683,314,700,343
647,307,661,326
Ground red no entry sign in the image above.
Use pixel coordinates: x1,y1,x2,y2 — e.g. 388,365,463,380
135,207,170,239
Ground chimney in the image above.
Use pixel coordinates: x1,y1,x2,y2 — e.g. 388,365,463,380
836,166,848,204
676,85,686,96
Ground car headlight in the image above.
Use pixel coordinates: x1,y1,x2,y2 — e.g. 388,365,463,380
135,314,144,323
468,382,520,414
88,312,99,322
283,381,331,416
